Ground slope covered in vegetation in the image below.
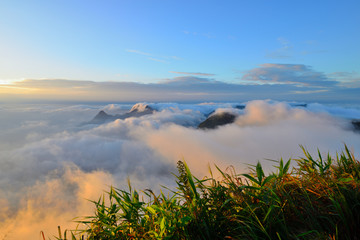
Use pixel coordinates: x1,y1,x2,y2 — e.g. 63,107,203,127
54,146,360,240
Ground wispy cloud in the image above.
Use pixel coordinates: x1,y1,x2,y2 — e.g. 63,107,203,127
126,49,179,64
169,56,182,60
169,71,215,76
329,71,360,88
265,37,293,59
125,49,151,56
182,30,215,39
304,40,318,45
266,38,328,59
291,89,329,94
148,57,168,63
162,76,217,85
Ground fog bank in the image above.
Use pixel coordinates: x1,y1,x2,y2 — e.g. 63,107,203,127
0,100,359,239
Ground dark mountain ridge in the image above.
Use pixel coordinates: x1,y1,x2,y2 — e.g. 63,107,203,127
198,112,237,129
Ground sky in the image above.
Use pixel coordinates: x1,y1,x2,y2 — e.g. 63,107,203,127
0,0,359,103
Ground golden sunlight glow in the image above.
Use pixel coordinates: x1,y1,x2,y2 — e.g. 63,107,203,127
0,78,29,85
0,79,38,95
0,79,16,85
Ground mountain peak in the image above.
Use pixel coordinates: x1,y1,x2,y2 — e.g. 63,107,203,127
97,110,109,117
198,112,236,130
88,110,113,124
130,103,153,113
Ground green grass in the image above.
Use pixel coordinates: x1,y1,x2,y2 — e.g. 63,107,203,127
52,145,360,240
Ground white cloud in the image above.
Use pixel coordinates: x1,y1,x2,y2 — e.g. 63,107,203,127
0,100,359,239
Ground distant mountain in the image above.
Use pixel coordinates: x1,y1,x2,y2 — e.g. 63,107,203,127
235,105,246,110
198,112,237,129
87,103,155,125
128,103,154,115
90,110,115,124
352,120,360,132
293,103,307,108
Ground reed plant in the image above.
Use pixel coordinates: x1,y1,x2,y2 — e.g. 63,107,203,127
53,145,360,240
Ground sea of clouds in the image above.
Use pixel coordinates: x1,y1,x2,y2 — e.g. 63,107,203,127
0,100,359,239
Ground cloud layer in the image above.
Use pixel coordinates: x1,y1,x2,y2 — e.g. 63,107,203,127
241,63,337,87
0,100,359,239
1,64,359,104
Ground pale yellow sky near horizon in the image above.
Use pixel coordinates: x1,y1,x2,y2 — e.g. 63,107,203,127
1,77,359,104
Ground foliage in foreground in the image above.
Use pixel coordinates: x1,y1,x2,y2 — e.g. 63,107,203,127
55,145,360,240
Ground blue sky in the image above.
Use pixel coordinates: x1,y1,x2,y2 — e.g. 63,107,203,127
0,0,359,103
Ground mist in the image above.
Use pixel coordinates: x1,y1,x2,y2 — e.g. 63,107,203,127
0,100,359,239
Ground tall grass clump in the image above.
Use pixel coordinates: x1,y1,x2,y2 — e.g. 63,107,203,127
55,145,360,240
